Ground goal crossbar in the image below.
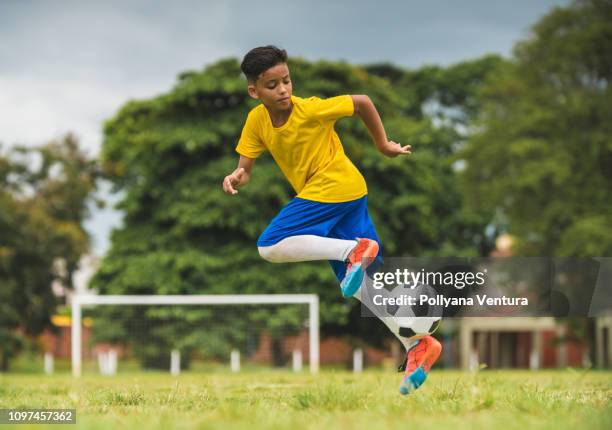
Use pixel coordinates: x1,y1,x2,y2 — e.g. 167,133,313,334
71,294,319,376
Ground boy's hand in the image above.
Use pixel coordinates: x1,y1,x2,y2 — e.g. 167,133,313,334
222,168,246,195
379,140,412,158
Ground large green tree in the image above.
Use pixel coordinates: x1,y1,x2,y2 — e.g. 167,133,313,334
0,135,101,370
93,56,499,364
459,0,612,256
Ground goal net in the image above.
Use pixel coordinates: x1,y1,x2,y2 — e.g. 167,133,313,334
70,294,319,376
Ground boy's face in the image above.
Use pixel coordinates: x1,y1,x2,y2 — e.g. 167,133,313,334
248,63,292,110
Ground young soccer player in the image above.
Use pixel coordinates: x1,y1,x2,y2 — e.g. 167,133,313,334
222,45,441,394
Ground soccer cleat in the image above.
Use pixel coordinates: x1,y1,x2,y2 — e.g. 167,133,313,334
340,238,379,298
399,366,427,395
399,335,442,395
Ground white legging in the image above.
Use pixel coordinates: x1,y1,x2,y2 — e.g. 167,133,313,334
258,235,357,262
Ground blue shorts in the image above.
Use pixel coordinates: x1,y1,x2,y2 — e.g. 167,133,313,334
257,195,383,282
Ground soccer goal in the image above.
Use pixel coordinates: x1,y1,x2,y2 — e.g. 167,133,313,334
71,294,319,376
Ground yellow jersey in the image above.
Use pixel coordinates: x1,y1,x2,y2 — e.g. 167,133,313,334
235,95,367,203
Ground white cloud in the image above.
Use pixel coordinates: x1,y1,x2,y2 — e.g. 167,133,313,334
1,77,123,151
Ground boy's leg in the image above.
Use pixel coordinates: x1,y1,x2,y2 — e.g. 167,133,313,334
257,197,362,263
327,196,382,296
327,197,410,344
258,234,356,262
399,335,442,395
328,197,441,352
259,195,442,391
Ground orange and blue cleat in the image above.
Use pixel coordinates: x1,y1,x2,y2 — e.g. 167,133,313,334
399,335,442,395
340,238,379,298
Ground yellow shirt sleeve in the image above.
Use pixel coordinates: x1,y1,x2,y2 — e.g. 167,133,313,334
236,109,266,158
308,95,355,122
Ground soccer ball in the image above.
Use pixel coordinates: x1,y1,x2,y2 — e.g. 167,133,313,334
392,281,442,341
361,275,442,341
396,316,441,341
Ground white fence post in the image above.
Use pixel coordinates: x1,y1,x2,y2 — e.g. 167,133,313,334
231,349,241,372
98,350,117,376
44,352,54,374
353,348,363,373
292,349,303,372
170,349,181,375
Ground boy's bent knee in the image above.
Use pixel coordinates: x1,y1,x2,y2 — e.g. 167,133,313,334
258,245,284,263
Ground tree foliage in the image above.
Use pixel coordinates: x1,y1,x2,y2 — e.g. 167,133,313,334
0,134,101,370
459,0,612,256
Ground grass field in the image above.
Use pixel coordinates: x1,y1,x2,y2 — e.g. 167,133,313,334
1,369,611,430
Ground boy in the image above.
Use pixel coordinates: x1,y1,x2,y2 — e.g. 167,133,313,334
222,45,441,394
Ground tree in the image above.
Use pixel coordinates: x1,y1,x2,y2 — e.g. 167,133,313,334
459,0,612,256
0,134,101,370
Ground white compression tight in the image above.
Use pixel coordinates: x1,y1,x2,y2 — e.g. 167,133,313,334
258,235,357,263
258,235,419,352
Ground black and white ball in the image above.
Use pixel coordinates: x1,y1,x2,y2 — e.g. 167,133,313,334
391,281,442,341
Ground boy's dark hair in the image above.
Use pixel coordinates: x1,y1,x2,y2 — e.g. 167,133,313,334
240,45,288,83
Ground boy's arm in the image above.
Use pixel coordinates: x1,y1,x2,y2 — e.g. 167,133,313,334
222,155,255,195
351,95,412,157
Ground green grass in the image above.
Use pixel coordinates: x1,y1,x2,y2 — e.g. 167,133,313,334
0,369,611,430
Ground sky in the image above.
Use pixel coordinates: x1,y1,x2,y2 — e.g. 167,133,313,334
0,0,568,256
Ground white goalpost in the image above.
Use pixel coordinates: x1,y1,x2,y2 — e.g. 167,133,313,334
71,294,319,377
